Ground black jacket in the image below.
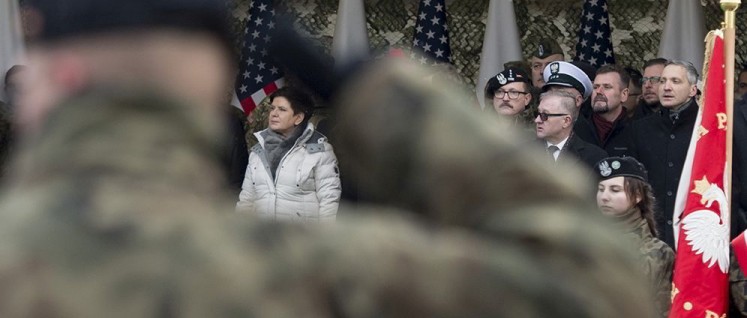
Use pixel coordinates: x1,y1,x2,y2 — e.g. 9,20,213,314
629,98,698,247
574,112,634,158
631,99,662,121
554,134,609,173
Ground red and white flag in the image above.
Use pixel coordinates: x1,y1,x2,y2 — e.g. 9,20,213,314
670,30,729,318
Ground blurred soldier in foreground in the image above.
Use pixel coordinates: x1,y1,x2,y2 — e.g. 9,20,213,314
0,0,657,316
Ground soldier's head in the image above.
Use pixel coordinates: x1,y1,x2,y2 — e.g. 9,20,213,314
4,65,27,109
484,67,532,117
267,86,314,137
658,60,698,109
535,90,576,144
541,61,592,108
640,58,668,106
530,38,564,88
591,64,629,119
595,156,657,235
737,67,747,98
622,67,642,113
19,0,235,132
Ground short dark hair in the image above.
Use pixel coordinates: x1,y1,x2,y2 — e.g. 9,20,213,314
269,86,315,124
624,67,642,89
596,64,630,89
643,58,668,70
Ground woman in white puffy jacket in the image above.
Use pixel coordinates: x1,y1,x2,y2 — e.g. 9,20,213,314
236,87,341,222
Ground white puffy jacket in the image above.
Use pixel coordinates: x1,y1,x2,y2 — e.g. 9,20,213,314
236,123,341,222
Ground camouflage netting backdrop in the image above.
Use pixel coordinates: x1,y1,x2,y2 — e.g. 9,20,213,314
230,0,747,135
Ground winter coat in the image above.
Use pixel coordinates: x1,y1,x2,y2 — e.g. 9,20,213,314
555,134,609,173
574,113,634,158
629,98,698,247
237,123,341,222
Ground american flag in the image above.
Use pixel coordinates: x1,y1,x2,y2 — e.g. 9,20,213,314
574,0,615,67
234,0,284,114
411,0,452,65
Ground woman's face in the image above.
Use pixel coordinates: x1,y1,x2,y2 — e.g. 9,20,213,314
268,96,303,137
597,176,635,216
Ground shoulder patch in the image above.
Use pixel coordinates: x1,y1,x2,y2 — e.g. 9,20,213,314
305,131,327,144
306,143,326,154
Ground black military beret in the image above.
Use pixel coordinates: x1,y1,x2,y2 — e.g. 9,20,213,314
533,38,563,59
484,67,530,99
595,156,648,182
24,0,233,51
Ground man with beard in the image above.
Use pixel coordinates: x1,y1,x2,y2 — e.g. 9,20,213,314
574,65,634,157
632,58,668,120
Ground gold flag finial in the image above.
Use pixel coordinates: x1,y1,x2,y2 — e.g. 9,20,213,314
721,0,741,28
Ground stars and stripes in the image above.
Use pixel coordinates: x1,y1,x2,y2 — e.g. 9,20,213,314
411,0,452,65
235,0,284,114
574,0,615,67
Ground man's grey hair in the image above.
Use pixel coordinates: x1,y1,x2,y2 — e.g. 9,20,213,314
666,60,699,86
540,90,578,120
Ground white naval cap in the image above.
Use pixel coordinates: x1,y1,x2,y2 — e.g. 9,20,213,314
542,61,593,100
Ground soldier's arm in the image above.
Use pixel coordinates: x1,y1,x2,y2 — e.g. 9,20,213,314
730,251,747,317
651,246,675,318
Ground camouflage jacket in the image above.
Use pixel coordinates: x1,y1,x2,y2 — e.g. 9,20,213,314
0,89,249,317
332,60,659,317
622,212,675,317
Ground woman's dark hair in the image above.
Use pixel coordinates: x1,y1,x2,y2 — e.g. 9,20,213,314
268,86,314,125
625,177,658,236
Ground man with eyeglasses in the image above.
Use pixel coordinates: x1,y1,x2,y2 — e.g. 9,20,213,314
631,58,668,120
623,67,643,118
530,38,565,88
535,90,607,172
483,67,533,130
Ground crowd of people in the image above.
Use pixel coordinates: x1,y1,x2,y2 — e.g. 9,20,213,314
2,0,747,316
484,38,747,316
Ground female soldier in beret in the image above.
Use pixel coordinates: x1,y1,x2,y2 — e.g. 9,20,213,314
596,156,675,318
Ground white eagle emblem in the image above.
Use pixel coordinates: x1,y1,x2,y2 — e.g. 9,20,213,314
598,161,612,177
550,62,560,74
497,73,507,85
681,176,729,274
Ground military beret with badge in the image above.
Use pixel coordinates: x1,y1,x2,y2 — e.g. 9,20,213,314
595,156,648,182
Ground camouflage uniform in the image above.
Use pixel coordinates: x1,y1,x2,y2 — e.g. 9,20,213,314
730,252,747,317
0,88,260,317
620,211,675,317
331,60,659,317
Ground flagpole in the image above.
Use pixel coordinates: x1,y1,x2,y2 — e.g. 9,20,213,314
722,0,740,209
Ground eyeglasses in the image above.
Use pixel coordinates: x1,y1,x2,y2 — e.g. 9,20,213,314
640,76,661,85
494,90,529,100
537,112,569,122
